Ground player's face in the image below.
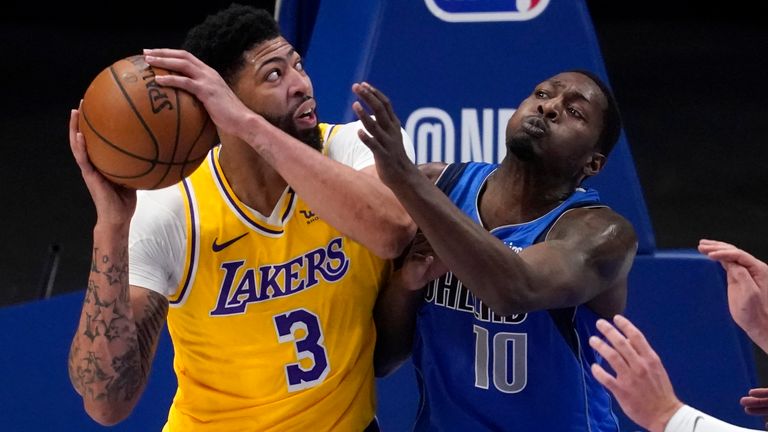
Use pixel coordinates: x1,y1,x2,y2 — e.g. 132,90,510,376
505,72,607,177
233,37,321,150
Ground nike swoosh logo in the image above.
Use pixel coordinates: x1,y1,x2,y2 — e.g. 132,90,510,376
212,232,249,252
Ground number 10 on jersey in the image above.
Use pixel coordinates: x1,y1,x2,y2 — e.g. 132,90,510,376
473,325,528,393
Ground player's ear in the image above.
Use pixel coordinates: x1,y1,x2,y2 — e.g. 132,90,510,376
583,152,606,177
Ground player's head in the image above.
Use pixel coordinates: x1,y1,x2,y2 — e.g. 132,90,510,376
183,3,321,150
504,70,622,183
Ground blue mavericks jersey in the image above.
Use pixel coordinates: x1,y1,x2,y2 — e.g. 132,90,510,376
412,162,620,431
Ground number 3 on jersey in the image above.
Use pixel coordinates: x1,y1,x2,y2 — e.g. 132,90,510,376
274,308,330,392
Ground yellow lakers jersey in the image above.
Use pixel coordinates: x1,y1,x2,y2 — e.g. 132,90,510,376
163,124,390,431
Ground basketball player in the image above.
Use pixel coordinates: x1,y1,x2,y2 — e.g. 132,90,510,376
354,72,638,430
67,5,415,431
589,240,768,432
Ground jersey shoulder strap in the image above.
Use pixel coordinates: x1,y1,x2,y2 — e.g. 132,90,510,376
435,162,469,195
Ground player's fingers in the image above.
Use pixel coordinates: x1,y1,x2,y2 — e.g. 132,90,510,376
362,82,398,126
748,388,768,398
612,315,656,358
742,396,768,407
590,363,619,394
589,334,629,375
68,109,79,148
699,239,735,248
356,128,384,154
743,405,768,416
143,48,191,60
68,109,89,165
697,240,737,255
353,82,394,131
145,55,203,80
352,100,383,140
153,74,199,95
595,319,637,365
708,249,761,269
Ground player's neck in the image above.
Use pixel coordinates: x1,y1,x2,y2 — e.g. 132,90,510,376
481,158,577,227
218,140,289,215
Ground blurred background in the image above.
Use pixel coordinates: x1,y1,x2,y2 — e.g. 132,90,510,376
1,0,767,430
2,0,766,369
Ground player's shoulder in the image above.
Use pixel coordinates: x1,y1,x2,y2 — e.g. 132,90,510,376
134,184,186,227
554,206,637,245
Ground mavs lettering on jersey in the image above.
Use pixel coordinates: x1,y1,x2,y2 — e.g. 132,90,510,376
425,265,527,325
210,237,349,315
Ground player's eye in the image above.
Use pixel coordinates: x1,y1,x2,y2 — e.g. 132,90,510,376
567,106,584,120
266,69,281,82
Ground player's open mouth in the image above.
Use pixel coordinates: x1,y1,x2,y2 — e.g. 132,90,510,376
294,100,317,128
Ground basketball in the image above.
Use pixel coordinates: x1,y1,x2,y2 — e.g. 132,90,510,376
79,55,218,190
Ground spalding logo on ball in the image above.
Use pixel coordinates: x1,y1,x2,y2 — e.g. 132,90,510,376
80,55,218,190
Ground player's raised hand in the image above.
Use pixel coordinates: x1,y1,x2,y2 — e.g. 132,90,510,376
69,105,136,225
740,387,768,417
352,82,417,186
144,48,251,138
698,239,768,351
589,315,682,432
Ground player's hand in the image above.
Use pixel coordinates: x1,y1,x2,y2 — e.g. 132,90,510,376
144,49,251,139
740,387,768,416
69,105,136,226
396,232,448,291
589,315,683,432
698,239,768,350
352,82,417,186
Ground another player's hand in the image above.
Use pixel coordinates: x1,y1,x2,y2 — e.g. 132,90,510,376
740,387,768,416
698,239,768,351
144,49,250,139
396,232,448,291
69,106,136,226
352,82,417,186
589,315,683,432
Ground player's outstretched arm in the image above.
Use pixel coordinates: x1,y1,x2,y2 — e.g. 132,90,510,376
591,315,763,432
144,49,416,259
352,82,637,317
68,109,168,425
699,239,768,353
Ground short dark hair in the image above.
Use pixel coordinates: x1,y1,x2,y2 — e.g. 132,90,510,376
182,3,281,84
568,69,622,156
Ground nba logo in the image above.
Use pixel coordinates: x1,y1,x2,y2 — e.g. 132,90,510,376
425,0,550,22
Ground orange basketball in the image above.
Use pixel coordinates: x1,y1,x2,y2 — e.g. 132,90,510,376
80,55,217,190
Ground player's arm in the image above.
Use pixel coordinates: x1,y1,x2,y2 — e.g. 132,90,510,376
391,196,635,317
67,109,168,425
239,117,415,259
67,238,168,425
144,49,416,259
374,164,448,377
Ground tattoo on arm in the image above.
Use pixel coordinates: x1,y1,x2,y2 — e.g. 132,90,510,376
135,292,168,379
105,292,167,402
69,246,168,404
